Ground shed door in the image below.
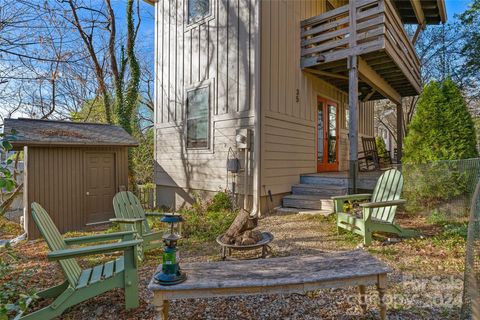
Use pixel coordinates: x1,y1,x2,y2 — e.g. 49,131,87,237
85,153,116,224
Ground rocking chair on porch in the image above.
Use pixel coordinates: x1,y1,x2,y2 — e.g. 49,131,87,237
358,137,392,171
333,169,416,245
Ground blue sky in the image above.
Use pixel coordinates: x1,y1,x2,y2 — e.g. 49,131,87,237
445,0,471,18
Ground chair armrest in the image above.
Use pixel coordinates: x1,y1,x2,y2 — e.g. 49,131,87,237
110,217,145,224
360,199,406,208
48,240,143,261
331,194,372,201
64,231,136,245
144,212,164,217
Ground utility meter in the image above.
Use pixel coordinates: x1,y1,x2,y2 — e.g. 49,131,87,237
235,128,252,150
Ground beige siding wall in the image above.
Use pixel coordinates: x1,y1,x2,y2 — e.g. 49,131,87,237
260,0,375,196
24,146,129,239
154,0,258,207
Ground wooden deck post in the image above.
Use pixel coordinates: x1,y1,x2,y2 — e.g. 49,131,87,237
348,1,358,193
396,103,403,163
348,55,359,193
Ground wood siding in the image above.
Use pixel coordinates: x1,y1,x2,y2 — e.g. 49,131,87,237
260,0,374,196
153,0,376,203
154,0,258,201
24,146,129,239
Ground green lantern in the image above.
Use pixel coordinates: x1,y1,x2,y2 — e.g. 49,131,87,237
154,213,187,285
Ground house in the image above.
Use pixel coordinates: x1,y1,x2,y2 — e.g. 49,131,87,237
145,0,446,214
3,118,138,238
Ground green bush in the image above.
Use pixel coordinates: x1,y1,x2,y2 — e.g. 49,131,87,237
180,192,236,241
375,136,388,158
403,79,478,163
207,191,233,212
403,162,469,212
402,79,478,214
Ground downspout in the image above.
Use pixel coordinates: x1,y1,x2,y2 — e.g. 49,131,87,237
251,0,261,217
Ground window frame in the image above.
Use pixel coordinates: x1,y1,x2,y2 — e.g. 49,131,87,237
185,81,212,151
185,0,214,30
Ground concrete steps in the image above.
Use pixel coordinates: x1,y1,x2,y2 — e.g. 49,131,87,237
299,175,348,187
282,194,334,211
291,184,347,197
280,172,378,214
274,206,332,217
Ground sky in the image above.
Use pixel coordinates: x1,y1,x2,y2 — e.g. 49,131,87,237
445,0,471,18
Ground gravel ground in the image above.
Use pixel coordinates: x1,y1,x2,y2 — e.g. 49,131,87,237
4,213,465,319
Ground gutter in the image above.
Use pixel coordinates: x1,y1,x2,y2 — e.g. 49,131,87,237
252,0,262,217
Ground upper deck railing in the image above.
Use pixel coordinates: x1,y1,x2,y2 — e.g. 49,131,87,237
300,0,421,95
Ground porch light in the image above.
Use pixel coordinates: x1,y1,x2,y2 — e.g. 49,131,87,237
153,213,187,285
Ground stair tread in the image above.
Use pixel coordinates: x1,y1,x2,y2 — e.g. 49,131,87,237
283,194,333,200
293,184,347,190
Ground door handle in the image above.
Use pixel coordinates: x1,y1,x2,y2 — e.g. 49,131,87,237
86,192,90,196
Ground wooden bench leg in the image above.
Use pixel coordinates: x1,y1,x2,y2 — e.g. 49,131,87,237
155,299,169,320
358,285,367,314
377,274,387,320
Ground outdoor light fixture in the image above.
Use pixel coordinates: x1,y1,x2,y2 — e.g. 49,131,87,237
153,213,187,285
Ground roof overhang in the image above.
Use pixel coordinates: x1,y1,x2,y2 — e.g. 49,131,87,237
3,118,139,151
393,0,447,25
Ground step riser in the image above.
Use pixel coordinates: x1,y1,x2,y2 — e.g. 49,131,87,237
283,198,334,210
299,177,377,190
300,176,348,187
292,186,347,197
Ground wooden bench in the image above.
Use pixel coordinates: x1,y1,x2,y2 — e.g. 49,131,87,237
148,250,391,319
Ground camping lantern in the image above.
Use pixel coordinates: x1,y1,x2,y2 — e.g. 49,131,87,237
153,213,187,285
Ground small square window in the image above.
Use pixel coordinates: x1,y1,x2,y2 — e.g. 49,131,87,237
188,0,210,25
186,86,210,149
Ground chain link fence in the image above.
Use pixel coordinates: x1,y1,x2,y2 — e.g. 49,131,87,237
390,158,480,318
461,180,480,319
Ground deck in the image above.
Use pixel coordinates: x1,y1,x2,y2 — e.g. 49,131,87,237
300,0,420,102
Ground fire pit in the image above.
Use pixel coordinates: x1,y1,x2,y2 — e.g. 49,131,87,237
216,231,274,260
215,208,274,260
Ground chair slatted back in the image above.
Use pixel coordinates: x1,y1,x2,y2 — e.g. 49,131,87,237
31,203,82,286
370,169,403,223
362,137,378,157
113,191,150,233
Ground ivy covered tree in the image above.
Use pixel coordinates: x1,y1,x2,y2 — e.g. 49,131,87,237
403,79,478,163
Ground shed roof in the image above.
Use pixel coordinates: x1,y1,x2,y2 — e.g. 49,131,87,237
3,118,138,148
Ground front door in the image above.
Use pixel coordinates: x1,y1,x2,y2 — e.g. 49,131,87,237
317,97,339,172
85,152,116,224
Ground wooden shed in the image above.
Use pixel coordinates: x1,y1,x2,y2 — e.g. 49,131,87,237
3,118,138,239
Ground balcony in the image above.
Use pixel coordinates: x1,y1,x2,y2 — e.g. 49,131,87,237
300,0,421,102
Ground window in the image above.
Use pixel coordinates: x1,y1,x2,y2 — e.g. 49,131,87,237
186,86,210,149
188,0,210,25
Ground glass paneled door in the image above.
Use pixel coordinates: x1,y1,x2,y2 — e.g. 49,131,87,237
317,97,338,172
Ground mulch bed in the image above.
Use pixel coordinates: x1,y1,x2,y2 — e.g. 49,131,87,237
1,212,465,319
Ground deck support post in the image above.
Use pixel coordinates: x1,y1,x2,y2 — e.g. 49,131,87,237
348,54,359,193
396,103,403,163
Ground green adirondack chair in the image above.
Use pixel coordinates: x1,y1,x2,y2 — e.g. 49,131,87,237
333,168,416,246
21,203,142,320
111,191,164,252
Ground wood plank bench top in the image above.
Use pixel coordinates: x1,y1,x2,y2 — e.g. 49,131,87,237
148,250,391,319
